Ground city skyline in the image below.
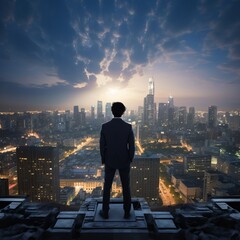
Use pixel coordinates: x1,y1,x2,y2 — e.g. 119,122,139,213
0,0,240,111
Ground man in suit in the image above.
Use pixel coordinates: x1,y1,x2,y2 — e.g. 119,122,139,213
100,102,135,219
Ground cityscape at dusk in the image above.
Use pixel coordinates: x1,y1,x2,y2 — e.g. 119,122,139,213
0,0,240,111
1,1,240,239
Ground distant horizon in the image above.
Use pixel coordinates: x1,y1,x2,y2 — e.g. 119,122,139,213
0,98,239,113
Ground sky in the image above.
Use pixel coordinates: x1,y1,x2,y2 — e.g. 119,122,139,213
0,0,240,112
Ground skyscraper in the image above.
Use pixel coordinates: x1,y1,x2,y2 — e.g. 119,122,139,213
143,78,155,126
73,105,80,125
178,106,187,128
80,108,86,126
158,103,168,126
17,146,59,202
168,96,174,108
91,106,95,120
130,157,161,206
105,102,112,120
187,107,195,130
208,105,217,128
97,101,104,121
148,77,154,95
167,96,175,128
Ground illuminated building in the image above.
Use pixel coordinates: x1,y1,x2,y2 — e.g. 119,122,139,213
168,95,174,108
17,146,59,202
130,157,161,206
178,179,202,203
60,179,117,194
184,154,211,176
178,106,187,128
158,103,168,126
143,78,155,126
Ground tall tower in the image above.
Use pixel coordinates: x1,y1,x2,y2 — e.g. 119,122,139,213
187,107,195,129
105,102,112,120
178,106,187,128
97,101,104,120
143,78,155,126
80,108,86,126
90,106,95,120
148,77,154,95
158,103,168,126
208,105,217,128
73,105,80,126
17,146,59,202
168,96,174,108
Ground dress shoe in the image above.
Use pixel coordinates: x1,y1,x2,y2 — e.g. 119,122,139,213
124,212,131,219
99,210,109,219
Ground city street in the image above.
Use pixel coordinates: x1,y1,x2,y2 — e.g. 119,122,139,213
159,179,176,206
59,137,94,162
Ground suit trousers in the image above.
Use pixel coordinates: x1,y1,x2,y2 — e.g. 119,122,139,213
102,164,131,213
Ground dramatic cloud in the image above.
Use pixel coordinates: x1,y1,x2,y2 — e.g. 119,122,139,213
0,0,239,110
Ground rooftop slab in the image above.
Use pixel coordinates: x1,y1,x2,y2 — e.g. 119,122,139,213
94,203,135,222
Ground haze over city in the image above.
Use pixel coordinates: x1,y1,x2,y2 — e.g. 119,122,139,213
0,0,240,111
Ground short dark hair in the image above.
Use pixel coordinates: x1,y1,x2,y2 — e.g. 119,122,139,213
111,102,126,117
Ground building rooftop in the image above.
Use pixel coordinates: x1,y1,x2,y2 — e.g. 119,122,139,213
0,196,240,239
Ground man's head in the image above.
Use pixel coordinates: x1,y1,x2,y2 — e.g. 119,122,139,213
111,102,126,117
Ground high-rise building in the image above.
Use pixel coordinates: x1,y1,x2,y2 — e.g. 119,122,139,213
143,78,155,126
137,106,144,120
187,107,195,129
167,107,175,129
148,77,154,95
203,170,238,201
90,106,95,120
208,105,217,128
158,103,168,126
73,105,80,125
167,96,175,128
178,106,187,128
17,146,59,202
80,108,86,126
105,102,112,120
184,154,211,176
168,96,174,108
130,157,161,206
97,101,104,121
65,110,71,131
203,170,221,201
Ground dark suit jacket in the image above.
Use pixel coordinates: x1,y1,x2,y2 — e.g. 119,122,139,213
100,118,135,169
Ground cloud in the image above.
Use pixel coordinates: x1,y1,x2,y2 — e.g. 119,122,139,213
162,0,200,35
0,0,240,110
203,1,240,62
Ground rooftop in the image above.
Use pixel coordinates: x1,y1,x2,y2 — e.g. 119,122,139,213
0,196,240,239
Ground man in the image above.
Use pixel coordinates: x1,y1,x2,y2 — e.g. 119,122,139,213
100,102,135,219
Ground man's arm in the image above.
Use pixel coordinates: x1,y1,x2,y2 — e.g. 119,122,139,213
100,125,106,164
128,126,135,161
